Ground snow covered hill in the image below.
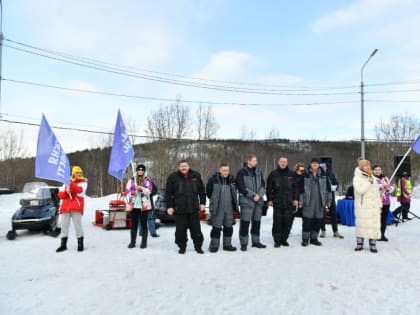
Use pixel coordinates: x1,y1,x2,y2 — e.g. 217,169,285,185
1,192,420,315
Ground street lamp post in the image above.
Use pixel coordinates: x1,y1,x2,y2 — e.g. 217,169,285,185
0,0,3,118
360,48,378,159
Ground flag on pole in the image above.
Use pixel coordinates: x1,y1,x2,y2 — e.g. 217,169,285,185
108,110,134,180
412,135,420,154
35,114,71,185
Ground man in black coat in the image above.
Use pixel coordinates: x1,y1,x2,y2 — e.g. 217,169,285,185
165,160,206,254
319,162,344,239
267,157,298,247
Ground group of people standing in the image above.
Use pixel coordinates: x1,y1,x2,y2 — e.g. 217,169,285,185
162,155,346,254
54,156,413,255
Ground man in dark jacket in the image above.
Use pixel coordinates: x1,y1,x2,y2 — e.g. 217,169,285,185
236,155,266,251
165,160,206,254
206,163,239,252
299,158,332,247
319,162,344,239
267,157,298,247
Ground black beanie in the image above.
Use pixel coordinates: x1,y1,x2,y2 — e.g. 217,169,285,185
310,157,320,164
136,164,146,171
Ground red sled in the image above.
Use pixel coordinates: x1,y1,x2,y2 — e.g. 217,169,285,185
109,200,127,210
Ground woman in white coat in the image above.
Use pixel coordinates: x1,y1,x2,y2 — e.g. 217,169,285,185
353,159,383,253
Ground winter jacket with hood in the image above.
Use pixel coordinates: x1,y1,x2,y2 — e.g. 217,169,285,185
58,178,87,214
353,167,381,239
236,164,266,208
206,173,239,216
299,168,332,219
126,176,153,210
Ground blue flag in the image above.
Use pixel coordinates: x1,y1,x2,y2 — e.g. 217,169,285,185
412,135,420,154
108,110,134,180
35,114,71,185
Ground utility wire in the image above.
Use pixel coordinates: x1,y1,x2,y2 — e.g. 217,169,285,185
4,37,361,91
3,43,361,96
1,78,359,107
5,38,420,94
0,117,415,143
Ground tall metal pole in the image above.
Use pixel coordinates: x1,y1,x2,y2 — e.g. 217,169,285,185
0,0,3,119
360,48,378,159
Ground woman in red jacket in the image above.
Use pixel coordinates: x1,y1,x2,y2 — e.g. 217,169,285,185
56,166,88,252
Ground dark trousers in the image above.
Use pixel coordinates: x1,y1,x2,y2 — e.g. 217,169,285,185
130,209,149,235
174,212,204,250
393,202,411,220
272,207,294,244
321,202,338,233
381,204,390,237
302,217,322,240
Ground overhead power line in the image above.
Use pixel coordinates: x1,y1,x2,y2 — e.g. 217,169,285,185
1,77,359,107
5,37,362,91
0,117,415,143
3,42,362,96
4,37,420,100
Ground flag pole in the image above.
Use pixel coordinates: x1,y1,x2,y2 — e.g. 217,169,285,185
389,146,412,183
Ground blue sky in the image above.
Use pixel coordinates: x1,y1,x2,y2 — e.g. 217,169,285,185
1,0,420,155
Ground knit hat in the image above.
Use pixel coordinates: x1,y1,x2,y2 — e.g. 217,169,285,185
358,159,371,169
136,164,146,171
310,157,320,164
71,165,84,181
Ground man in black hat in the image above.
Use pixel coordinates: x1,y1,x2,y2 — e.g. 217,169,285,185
319,162,343,239
299,158,332,247
165,160,206,254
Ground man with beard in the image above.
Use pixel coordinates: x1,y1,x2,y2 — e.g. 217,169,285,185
267,157,298,247
166,160,206,254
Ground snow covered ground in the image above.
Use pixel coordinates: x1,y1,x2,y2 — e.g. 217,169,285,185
1,191,420,315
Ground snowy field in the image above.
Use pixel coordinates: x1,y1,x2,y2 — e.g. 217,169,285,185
1,190,420,315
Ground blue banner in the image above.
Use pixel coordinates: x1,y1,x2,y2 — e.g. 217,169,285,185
108,110,134,180
35,114,71,185
412,135,420,154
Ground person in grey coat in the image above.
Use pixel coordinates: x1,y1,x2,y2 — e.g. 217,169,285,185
299,158,332,247
236,155,267,251
206,163,239,252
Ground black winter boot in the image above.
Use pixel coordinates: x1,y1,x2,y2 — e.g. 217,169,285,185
140,230,148,249
354,237,364,251
128,230,136,248
56,237,68,252
77,237,84,252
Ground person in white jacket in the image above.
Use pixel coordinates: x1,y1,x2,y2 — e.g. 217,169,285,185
353,159,384,253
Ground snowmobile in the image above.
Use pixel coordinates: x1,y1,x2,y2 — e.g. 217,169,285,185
6,182,61,240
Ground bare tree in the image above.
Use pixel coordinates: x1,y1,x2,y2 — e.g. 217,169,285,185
0,129,27,161
146,97,191,140
373,113,420,180
375,113,420,143
124,117,139,145
240,126,256,140
196,104,219,140
90,131,113,149
266,127,280,139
